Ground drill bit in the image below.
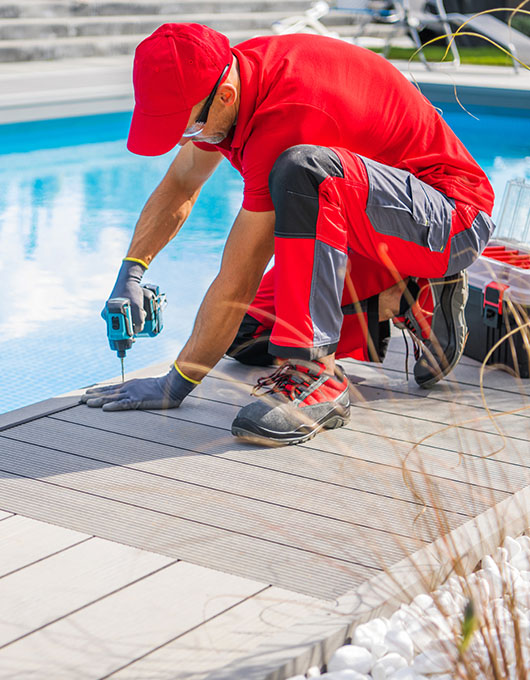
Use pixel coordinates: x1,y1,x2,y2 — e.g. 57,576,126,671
120,356,125,383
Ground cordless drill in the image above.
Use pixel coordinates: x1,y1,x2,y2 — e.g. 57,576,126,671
103,284,167,381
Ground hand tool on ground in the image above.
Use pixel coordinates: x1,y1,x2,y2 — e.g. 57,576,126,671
103,284,167,382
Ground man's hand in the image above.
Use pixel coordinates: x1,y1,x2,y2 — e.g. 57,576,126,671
104,259,147,333
80,364,198,411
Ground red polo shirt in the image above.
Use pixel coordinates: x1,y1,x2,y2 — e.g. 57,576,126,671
195,34,494,215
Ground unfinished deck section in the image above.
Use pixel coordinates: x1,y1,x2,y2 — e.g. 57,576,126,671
0,336,529,679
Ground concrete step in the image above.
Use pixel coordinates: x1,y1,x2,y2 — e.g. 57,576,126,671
0,11,359,41
0,0,313,20
0,30,270,63
0,22,398,63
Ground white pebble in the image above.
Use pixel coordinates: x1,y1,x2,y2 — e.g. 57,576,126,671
383,629,413,663
516,535,530,551
412,648,452,674
352,619,388,655
389,608,408,629
482,556,504,598
492,546,509,565
511,551,530,572
504,536,522,560
388,668,428,680
371,652,407,679
410,593,433,612
307,666,322,677
321,671,370,680
328,645,373,674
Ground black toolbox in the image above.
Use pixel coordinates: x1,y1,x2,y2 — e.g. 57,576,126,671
464,239,530,378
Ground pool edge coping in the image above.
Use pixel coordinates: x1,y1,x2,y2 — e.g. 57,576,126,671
1,59,529,124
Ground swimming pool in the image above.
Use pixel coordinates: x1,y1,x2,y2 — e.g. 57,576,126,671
1,104,529,414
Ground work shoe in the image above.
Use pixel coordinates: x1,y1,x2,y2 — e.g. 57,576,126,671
231,360,350,446
393,271,469,388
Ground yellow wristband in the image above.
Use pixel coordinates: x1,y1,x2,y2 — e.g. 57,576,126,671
123,256,149,270
173,361,202,385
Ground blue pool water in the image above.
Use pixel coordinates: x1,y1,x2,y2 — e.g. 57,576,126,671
1,104,529,414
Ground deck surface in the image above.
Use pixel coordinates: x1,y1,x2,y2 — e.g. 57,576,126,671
0,336,529,679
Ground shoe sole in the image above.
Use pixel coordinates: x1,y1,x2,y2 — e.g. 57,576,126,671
416,270,469,389
232,407,350,447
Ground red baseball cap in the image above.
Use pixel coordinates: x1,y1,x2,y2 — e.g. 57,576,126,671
127,23,232,156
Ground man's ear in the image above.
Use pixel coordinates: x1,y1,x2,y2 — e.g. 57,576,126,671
218,83,237,106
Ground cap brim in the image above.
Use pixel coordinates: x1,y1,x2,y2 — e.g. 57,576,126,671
127,106,191,156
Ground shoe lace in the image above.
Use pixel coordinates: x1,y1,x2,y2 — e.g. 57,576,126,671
251,362,318,400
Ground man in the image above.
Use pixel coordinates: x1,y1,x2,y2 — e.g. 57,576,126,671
82,22,495,445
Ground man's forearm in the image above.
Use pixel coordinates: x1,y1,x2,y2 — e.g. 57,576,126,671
176,275,253,381
175,207,275,382
126,176,200,266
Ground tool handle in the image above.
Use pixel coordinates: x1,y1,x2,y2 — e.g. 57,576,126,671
137,284,167,338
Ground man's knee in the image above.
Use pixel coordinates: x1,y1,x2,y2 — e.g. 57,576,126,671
269,145,344,237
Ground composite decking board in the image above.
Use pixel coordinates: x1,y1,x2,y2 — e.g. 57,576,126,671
61,390,529,473
372,335,530,391
0,470,378,601
0,538,175,648
0,396,79,432
0,437,422,570
0,515,92,579
213,347,530,397
0,561,269,680
198,361,530,429
106,586,324,680
2,416,481,539
160,389,530,476
47,405,520,509
44,409,488,518
349,353,530,398
350,383,530,434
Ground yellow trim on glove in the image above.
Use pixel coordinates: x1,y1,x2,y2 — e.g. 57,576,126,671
173,361,202,385
123,256,149,270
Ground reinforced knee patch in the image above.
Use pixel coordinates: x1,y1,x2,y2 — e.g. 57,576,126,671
269,145,344,238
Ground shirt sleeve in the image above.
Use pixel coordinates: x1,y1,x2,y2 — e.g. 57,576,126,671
239,103,341,212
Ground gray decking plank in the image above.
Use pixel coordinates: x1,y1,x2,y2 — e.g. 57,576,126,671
160,389,529,486
214,350,530,398
350,382,530,435
0,436,421,571
346,348,530,398
0,538,174,648
0,561,267,680
108,586,323,680
0,515,90,578
0,469,377,600
49,404,518,507
0,396,79,432
384,341,530,395
3,416,476,540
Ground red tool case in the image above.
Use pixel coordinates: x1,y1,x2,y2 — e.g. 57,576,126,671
464,239,530,378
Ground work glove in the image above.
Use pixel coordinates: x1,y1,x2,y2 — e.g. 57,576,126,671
104,258,147,333
80,364,199,411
